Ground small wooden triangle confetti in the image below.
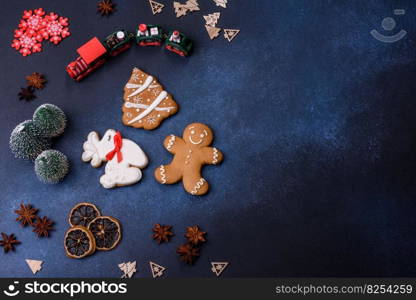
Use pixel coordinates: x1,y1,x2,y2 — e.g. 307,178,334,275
223,29,240,42
203,12,220,27
150,261,166,278
149,0,165,14
118,261,137,278
25,259,43,274
205,25,221,40
211,262,229,277
212,0,227,8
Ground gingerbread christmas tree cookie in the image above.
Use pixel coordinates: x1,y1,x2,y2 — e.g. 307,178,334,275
122,68,178,130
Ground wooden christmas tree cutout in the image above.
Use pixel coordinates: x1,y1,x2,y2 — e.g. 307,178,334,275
184,0,200,12
149,0,165,14
205,25,221,40
212,0,227,8
119,261,137,278
26,259,43,274
211,262,229,277
174,0,199,17
203,12,220,27
150,261,166,278
223,29,240,42
173,1,188,17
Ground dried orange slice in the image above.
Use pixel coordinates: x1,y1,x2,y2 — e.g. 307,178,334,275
64,226,96,259
69,203,101,227
88,216,121,251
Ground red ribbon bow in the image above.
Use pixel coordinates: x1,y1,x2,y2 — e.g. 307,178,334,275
105,131,123,163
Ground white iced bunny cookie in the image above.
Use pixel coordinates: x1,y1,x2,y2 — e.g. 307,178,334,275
81,129,148,188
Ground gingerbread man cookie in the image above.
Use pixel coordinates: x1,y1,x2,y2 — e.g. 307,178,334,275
154,123,223,195
122,68,178,130
82,129,148,189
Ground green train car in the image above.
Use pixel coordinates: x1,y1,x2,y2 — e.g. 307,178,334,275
103,30,133,56
165,30,193,57
136,24,164,46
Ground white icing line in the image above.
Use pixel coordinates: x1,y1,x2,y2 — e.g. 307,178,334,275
127,76,153,97
124,102,175,112
212,148,218,164
166,135,175,150
191,178,206,195
125,83,141,89
159,165,167,184
128,91,167,124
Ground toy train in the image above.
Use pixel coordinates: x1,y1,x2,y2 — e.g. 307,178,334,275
66,24,193,81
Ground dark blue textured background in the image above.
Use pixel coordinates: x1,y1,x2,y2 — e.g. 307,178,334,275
1,0,416,277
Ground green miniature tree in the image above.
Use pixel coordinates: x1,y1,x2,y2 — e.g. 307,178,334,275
34,150,69,184
9,120,51,160
33,104,67,138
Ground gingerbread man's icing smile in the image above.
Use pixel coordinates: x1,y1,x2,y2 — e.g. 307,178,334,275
187,126,209,145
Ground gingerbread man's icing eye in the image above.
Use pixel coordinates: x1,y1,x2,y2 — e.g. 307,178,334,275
200,134,204,138
191,130,195,134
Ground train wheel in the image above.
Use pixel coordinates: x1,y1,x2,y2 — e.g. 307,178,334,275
166,45,185,57
76,59,106,81
110,43,132,57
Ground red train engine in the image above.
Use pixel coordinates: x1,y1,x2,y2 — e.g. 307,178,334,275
66,37,107,82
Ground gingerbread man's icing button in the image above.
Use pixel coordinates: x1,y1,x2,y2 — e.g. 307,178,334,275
154,123,223,196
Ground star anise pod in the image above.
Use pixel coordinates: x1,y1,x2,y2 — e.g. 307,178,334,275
32,216,54,238
26,72,47,89
185,225,206,245
0,233,20,253
15,203,38,227
152,223,174,244
97,0,116,16
18,87,36,101
177,244,199,264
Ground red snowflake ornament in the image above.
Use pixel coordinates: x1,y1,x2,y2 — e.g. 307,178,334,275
11,34,42,56
43,16,70,44
19,8,46,37
11,8,70,56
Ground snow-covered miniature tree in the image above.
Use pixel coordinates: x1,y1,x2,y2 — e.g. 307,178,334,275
33,103,66,138
9,120,51,160
34,150,69,183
